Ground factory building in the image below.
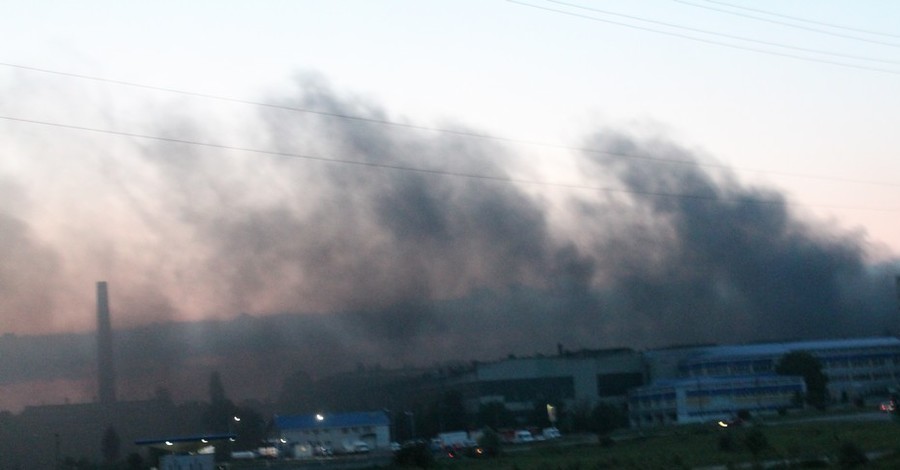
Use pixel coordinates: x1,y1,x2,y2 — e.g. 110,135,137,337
629,375,806,426
673,337,900,398
631,337,900,426
448,348,645,416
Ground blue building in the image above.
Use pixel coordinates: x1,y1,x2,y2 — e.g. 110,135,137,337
275,411,390,457
629,375,805,426
632,337,900,426
674,337,900,398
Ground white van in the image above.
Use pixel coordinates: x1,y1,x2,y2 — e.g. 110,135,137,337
542,427,562,439
514,430,534,443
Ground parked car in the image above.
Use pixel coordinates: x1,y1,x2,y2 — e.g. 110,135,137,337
513,430,534,443
542,427,562,439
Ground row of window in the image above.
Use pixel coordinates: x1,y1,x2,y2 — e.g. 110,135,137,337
685,385,801,398
827,372,899,383
478,377,575,402
681,350,900,378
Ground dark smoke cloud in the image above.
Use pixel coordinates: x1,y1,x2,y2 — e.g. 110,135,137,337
578,133,897,345
0,73,897,411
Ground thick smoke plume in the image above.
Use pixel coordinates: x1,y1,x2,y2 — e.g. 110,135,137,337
0,73,897,409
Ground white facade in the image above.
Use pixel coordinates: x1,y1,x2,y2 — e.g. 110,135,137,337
629,375,805,427
275,411,390,456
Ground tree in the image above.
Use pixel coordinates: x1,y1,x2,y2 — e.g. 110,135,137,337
209,371,228,406
775,351,829,408
423,391,468,435
125,452,143,470
278,369,315,413
743,428,768,460
232,406,268,452
529,400,564,429
476,401,515,429
589,402,628,435
476,427,502,457
100,426,121,464
440,390,468,431
393,442,435,468
204,371,238,461
837,440,868,468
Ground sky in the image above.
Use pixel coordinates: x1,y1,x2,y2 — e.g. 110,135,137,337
2,1,900,406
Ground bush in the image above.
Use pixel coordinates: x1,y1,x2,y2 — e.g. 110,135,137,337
477,427,503,457
393,443,435,468
837,441,868,469
743,429,768,458
718,432,738,452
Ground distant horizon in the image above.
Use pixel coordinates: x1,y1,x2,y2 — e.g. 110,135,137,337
3,298,899,414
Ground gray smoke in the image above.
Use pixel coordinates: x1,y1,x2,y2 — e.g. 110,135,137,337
577,133,897,345
0,72,897,409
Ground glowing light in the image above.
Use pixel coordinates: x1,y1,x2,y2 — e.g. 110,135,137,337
316,413,324,421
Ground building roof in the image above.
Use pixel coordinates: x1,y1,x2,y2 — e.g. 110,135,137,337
685,337,900,361
275,411,389,431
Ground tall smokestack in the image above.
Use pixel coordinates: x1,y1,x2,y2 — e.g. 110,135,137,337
96,281,116,404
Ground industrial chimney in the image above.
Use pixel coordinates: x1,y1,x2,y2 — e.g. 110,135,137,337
96,281,116,404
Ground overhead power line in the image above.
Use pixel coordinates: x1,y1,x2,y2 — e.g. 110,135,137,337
507,0,900,75
543,0,900,65
674,0,900,49
3,114,897,213
1,62,898,190
701,0,900,40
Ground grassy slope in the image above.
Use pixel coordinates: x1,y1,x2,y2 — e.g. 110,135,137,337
432,416,900,469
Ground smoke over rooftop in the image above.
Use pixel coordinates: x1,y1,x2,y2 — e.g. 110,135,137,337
0,72,897,409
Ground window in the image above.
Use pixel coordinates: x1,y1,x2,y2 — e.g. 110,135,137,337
480,377,575,401
596,373,644,397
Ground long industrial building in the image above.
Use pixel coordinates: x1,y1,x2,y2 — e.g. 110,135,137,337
435,337,900,428
630,337,900,426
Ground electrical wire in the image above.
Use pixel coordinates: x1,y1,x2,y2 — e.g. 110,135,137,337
507,0,900,75
1,114,897,213
1,61,899,189
544,0,900,65
701,0,900,40
674,0,900,49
